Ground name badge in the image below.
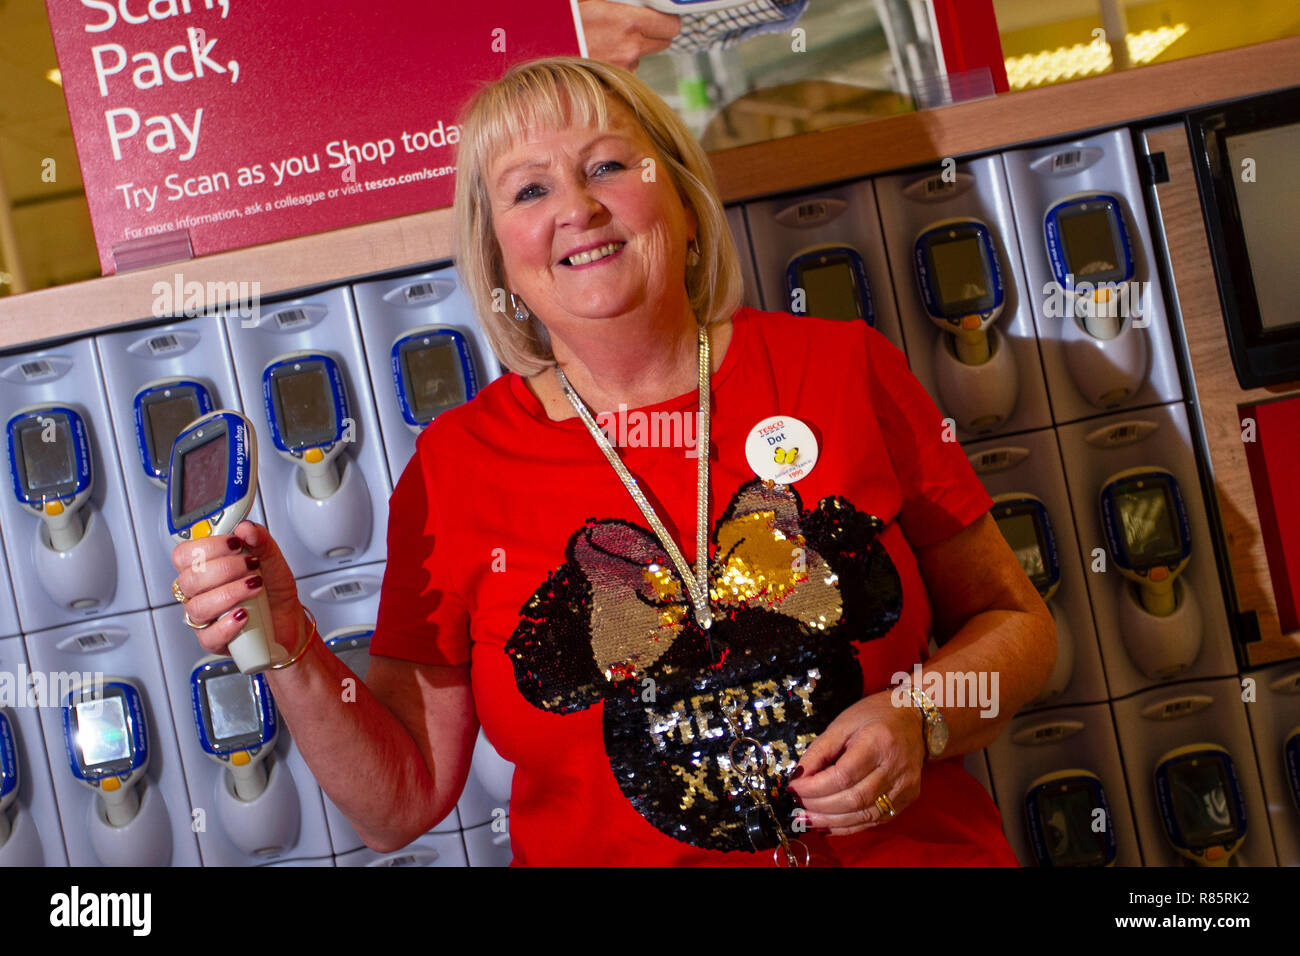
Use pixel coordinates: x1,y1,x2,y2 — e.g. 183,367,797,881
745,416,818,484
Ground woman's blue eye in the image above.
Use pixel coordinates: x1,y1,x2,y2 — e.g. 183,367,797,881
593,161,624,176
515,184,544,202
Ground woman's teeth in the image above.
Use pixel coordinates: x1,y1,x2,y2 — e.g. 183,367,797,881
564,242,624,266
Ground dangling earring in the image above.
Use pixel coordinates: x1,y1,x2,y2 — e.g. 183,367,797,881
508,292,531,322
686,238,701,268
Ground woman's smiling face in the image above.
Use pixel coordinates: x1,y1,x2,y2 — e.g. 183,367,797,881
487,97,697,331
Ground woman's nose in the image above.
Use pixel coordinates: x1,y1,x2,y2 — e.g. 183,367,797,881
555,179,607,228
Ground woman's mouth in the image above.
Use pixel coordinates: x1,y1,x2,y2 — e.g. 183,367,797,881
561,242,626,267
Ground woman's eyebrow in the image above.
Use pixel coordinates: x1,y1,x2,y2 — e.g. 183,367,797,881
493,132,633,188
495,159,548,188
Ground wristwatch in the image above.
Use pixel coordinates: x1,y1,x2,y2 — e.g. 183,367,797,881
905,685,949,760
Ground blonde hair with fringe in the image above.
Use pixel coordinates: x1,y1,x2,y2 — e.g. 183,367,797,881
453,56,743,377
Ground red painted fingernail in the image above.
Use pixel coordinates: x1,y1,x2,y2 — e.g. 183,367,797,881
246,575,263,591
245,556,260,571
227,538,242,550
233,608,248,623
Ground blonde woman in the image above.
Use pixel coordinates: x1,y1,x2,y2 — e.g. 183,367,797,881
172,57,1054,866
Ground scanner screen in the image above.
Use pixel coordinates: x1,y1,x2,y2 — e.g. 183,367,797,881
180,436,228,516
1061,208,1119,279
206,672,262,743
1169,759,1238,847
76,697,130,767
147,395,200,471
21,420,73,492
276,368,334,445
798,260,860,321
930,237,988,309
404,343,464,418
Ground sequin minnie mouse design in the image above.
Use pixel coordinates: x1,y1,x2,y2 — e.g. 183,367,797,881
506,478,903,853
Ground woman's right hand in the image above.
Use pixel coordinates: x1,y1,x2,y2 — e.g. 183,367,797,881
170,520,304,659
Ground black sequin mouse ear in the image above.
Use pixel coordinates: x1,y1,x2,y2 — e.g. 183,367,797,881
801,496,903,643
506,518,691,713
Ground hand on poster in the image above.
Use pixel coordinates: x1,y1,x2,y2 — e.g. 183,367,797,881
578,0,680,71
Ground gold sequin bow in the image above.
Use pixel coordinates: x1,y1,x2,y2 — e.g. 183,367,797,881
574,481,844,683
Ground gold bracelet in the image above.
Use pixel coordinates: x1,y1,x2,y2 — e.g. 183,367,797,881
269,606,318,671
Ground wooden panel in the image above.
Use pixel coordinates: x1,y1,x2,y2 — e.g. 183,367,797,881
0,206,457,351
1146,125,1300,666
2,35,1300,350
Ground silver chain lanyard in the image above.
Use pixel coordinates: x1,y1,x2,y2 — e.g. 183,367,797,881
720,700,811,867
555,325,713,631
555,326,809,867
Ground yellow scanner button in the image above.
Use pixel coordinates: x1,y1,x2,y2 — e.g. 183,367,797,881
1149,567,1169,583
961,315,981,331
102,777,121,792
1205,846,1224,862
1094,287,1111,303
190,520,212,539
304,448,324,464
231,752,250,767
44,501,65,516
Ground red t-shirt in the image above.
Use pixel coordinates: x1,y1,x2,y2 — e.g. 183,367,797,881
373,306,1019,866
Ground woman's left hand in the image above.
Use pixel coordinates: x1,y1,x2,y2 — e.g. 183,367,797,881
786,690,926,835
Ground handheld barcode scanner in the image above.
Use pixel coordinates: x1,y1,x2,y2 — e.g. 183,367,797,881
0,711,18,847
1099,467,1192,617
913,218,1005,365
390,327,478,433
167,409,281,674
785,245,875,325
133,379,213,488
1024,770,1117,867
262,352,349,499
190,657,277,802
991,494,1060,601
1045,193,1135,340
6,405,92,551
1154,744,1247,866
325,627,373,681
1285,727,1300,815
62,677,149,828
993,493,1073,700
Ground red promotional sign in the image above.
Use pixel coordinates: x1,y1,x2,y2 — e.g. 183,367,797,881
45,0,583,274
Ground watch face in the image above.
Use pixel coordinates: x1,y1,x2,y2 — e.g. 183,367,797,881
928,718,949,757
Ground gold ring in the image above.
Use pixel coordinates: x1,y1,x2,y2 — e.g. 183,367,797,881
171,579,189,604
184,609,216,630
875,793,896,818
